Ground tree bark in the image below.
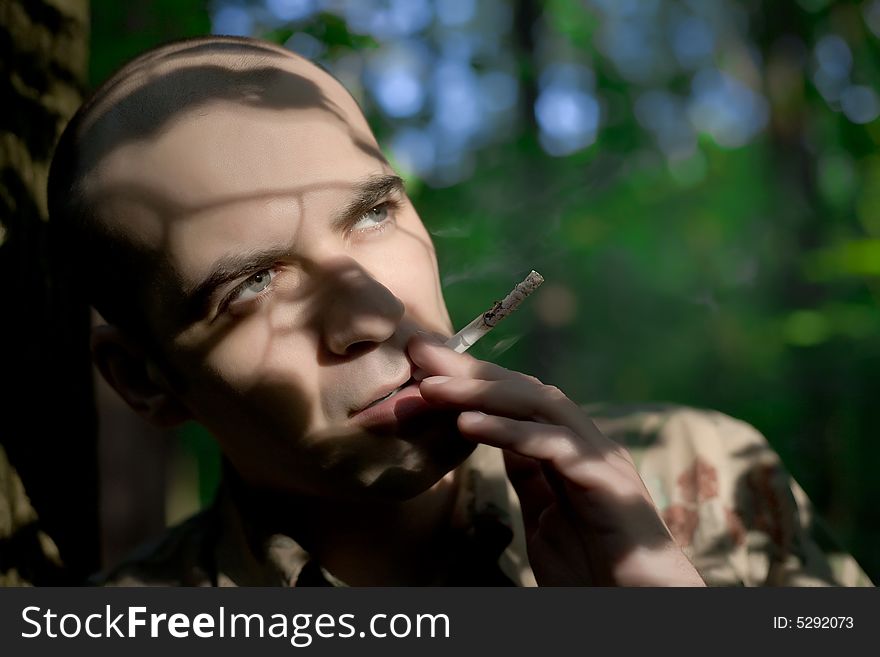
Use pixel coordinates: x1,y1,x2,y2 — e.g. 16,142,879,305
0,0,96,582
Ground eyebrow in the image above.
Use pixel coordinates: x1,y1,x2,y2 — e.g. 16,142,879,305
331,174,406,231
182,174,407,317
181,244,295,319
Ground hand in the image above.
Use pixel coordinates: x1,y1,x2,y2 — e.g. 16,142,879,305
408,334,705,587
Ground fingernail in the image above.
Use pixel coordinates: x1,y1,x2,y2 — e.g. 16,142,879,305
413,330,446,344
421,375,451,385
460,411,486,425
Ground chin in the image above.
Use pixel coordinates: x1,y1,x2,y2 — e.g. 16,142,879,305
235,409,476,503
341,409,475,501
359,438,476,502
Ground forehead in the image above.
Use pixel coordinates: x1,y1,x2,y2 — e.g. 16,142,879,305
85,51,383,220
93,100,382,220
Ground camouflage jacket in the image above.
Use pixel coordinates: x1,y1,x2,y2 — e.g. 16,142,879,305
98,404,874,587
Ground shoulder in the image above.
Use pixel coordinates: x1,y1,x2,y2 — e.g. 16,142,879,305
585,402,785,533
585,401,771,456
94,507,220,587
585,402,788,532
585,402,785,491
584,402,872,586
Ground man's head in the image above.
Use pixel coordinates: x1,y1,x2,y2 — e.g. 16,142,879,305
49,36,471,501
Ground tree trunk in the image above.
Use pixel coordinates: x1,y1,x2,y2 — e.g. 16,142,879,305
0,0,96,582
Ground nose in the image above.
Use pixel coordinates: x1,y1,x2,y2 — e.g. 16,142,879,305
320,261,406,356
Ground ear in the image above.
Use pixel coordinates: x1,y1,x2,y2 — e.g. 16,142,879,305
91,324,192,428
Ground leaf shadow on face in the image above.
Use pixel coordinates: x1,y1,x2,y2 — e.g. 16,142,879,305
92,172,456,504
75,40,386,169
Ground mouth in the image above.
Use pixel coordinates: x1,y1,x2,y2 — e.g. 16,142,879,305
358,377,416,413
348,376,431,429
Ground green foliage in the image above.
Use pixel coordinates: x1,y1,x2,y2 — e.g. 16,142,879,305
263,12,378,53
178,423,222,508
89,0,211,88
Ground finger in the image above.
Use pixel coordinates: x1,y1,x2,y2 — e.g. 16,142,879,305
458,410,589,462
422,376,612,449
407,334,542,385
457,411,634,493
501,450,554,539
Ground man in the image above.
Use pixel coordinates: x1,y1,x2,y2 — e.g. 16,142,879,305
48,36,871,586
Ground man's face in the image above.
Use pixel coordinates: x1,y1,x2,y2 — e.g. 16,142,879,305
86,52,472,501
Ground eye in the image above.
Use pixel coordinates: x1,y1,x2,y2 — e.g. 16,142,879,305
232,269,275,303
351,204,390,232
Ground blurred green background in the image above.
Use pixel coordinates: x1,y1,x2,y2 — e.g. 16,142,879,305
90,0,880,581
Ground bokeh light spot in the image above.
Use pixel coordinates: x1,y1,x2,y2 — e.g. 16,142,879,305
840,85,880,125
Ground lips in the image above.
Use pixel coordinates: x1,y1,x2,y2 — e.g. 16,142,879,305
348,378,432,429
354,376,414,415
363,380,409,410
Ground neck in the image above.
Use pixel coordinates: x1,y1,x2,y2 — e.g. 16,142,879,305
229,466,466,586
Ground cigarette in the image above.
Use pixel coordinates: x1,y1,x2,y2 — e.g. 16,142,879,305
396,271,543,395
445,270,544,353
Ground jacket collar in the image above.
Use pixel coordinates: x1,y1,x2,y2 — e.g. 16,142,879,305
210,444,535,586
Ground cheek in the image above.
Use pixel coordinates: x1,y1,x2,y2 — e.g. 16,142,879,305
175,311,323,428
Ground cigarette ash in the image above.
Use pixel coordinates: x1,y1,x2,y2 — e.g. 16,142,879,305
483,299,504,326
482,270,545,327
